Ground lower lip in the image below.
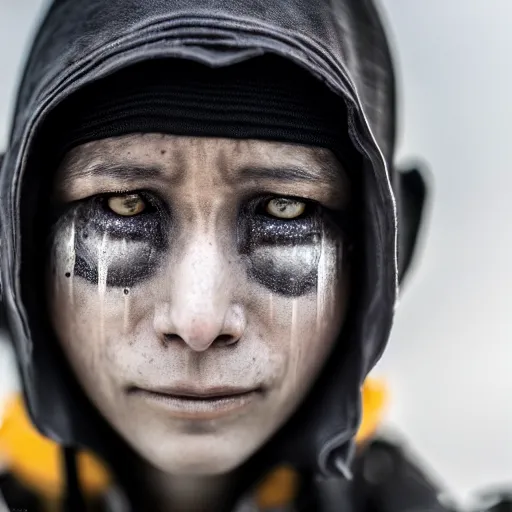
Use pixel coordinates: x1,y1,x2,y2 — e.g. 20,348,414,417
131,389,260,420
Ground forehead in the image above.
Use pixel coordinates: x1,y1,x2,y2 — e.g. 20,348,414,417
55,134,349,203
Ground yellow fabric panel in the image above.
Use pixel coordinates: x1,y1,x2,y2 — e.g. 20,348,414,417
256,466,299,509
0,394,110,501
355,377,388,444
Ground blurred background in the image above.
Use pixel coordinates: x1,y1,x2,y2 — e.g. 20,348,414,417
0,0,510,507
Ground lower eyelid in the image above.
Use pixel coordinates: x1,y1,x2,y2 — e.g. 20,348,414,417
76,202,163,239
250,218,319,240
258,207,315,222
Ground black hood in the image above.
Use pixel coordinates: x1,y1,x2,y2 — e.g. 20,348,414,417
0,0,419,480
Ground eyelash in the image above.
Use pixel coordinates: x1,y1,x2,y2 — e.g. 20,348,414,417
54,191,343,253
253,194,319,219
96,190,322,221
98,190,161,215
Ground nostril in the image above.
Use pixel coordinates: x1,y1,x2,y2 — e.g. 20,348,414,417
161,333,238,348
162,333,184,344
214,334,239,347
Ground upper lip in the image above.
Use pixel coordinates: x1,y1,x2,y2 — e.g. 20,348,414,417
128,385,261,399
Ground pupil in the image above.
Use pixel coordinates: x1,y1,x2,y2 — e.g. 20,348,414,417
123,195,141,212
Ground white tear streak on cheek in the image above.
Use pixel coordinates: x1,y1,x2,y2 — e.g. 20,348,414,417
51,238,61,302
97,232,109,342
316,228,328,332
289,245,300,388
120,238,131,334
97,232,109,296
123,289,130,335
121,238,128,267
65,220,76,305
268,292,274,324
290,297,300,389
316,230,340,332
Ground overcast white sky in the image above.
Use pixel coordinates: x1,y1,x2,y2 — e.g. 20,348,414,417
0,0,511,505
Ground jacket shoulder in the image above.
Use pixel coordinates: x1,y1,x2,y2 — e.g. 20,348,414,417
352,439,453,512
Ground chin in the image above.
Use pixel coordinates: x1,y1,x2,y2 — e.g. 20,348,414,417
135,432,260,475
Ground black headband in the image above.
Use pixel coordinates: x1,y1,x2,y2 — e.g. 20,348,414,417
47,56,359,169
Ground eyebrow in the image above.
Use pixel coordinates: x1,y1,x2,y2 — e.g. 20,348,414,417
58,157,347,199
65,163,164,183
239,163,344,188
57,163,168,196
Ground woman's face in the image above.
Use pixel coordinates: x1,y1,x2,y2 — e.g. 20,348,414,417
47,134,350,475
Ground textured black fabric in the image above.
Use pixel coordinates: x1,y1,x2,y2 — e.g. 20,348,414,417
351,440,450,512
63,448,86,512
50,56,355,168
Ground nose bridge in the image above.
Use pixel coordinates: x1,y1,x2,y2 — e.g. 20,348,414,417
157,207,241,351
178,224,228,308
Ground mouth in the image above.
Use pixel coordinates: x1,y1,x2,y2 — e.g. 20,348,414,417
127,385,263,420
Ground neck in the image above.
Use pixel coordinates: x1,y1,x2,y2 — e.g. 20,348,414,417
104,436,258,512
111,449,237,512
143,466,234,512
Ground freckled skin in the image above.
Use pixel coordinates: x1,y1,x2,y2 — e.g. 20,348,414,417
47,134,350,476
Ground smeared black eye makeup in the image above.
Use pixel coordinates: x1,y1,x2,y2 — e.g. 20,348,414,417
49,176,345,299
239,194,343,297
51,190,169,288
79,191,166,242
239,194,335,247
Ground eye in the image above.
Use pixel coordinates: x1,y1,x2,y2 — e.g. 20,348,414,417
265,198,306,219
107,193,146,216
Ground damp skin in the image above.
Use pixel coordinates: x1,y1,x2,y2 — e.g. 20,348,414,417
47,135,351,477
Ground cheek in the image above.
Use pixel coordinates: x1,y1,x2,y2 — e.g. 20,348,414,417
248,244,320,296
47,206,170,348
253,234,347,394
47,281,108,402
47,268,157,414
48,221,143,381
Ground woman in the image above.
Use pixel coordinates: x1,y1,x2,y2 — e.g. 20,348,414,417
0,0,440,510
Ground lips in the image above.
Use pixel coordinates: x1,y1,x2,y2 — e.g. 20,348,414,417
127,385,262,419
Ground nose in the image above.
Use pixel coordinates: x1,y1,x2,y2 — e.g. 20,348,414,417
153,236,246,352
